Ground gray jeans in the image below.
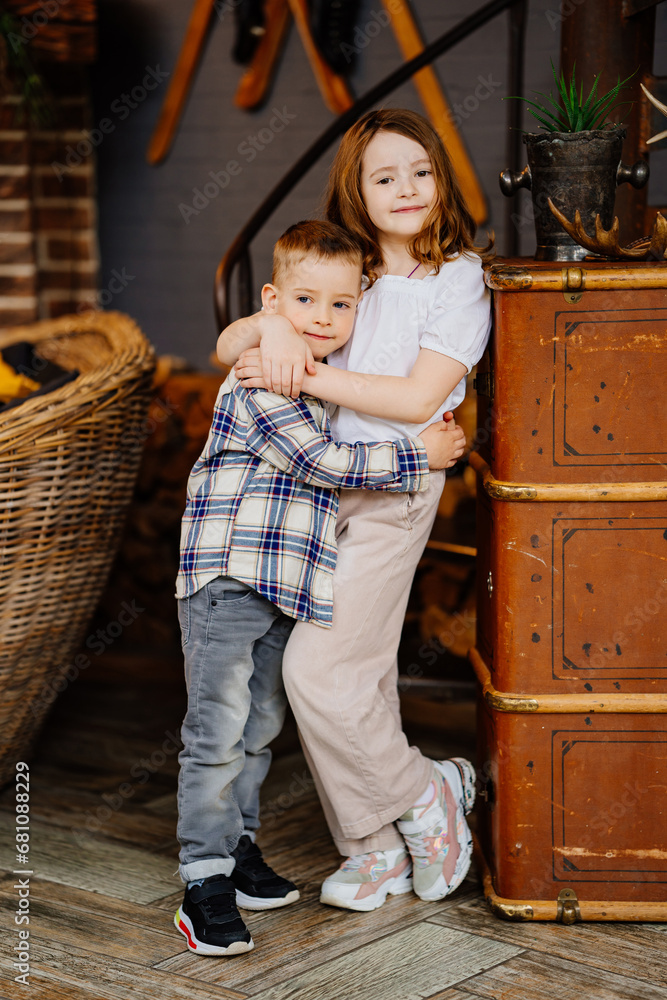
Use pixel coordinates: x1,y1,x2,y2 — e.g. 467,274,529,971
176,576,294,882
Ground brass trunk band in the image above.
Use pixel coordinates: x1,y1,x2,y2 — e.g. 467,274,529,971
468,452,667,502
474,843,667,923
469,648,667,715
484,264,667,293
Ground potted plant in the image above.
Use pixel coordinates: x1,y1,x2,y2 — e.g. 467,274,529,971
499,63,648,261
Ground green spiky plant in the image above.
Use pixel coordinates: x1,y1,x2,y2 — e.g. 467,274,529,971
507,61,634,133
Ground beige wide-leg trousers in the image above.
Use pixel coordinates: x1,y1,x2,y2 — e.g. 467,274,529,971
282,470,446,856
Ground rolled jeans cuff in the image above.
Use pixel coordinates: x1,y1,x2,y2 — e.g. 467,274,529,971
179,857,235,884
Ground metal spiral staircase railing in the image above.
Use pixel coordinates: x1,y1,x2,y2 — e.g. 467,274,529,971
214,0,528,330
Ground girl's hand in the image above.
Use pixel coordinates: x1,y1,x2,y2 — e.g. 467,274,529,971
235,348,266,388
417,415,466,469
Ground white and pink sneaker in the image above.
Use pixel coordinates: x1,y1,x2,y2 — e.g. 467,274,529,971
320,848,413,911
397,758,476,901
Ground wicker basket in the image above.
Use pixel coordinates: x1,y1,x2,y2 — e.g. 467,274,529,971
0,311,155,786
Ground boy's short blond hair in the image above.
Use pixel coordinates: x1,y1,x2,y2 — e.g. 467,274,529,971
272,220,363,287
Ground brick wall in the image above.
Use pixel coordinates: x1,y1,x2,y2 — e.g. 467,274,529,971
0,23,98,328
0,94,36,327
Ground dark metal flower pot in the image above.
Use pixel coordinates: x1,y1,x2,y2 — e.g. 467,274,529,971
500,127,648,261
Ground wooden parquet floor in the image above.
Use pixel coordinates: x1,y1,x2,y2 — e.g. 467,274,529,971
1,655,665,1000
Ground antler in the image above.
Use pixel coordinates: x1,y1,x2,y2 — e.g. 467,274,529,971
648,211,667,259
641,83,667,145
548,199,667,260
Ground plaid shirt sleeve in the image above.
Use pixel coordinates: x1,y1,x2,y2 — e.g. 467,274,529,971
244,389,429,493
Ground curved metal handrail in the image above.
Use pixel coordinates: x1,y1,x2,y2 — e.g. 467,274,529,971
214,0,521,330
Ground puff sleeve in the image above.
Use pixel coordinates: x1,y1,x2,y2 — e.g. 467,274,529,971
419,254,492,373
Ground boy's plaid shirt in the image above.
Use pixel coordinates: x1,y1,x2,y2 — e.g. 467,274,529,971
176,373,429,627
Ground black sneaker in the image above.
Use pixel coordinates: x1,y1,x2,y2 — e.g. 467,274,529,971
230,835,300,910
175,874,254,956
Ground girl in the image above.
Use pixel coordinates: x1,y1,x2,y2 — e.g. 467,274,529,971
227,108,493,911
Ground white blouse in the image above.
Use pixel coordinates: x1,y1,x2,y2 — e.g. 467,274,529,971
328,252,492,443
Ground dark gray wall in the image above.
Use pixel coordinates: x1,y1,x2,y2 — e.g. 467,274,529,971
93,0,667,369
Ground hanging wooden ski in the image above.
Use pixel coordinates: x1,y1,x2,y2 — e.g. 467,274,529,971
381,0,487,223
235,0,291,110
286,0,354,114
146,0,218,164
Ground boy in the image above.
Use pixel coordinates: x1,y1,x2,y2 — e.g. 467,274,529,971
174,221,465,956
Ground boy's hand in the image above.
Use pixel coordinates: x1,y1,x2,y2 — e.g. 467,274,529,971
417,413,466,470
236,315,315,398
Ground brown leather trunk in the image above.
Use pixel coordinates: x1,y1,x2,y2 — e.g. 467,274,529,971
472,259,667,922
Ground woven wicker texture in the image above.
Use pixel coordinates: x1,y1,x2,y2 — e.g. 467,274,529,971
0,311,155,786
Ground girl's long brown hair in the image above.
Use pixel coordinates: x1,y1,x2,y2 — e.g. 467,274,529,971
326,108,494,284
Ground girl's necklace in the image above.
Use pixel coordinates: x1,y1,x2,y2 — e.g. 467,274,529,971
407,262,421,279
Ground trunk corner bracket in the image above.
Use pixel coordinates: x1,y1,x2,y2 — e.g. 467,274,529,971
557,887,582,924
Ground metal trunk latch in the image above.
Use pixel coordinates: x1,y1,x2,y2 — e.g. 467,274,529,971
487,571,493,596
473,370,495,398
562,267,586,304
556,887,582,924
478,774,495,809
